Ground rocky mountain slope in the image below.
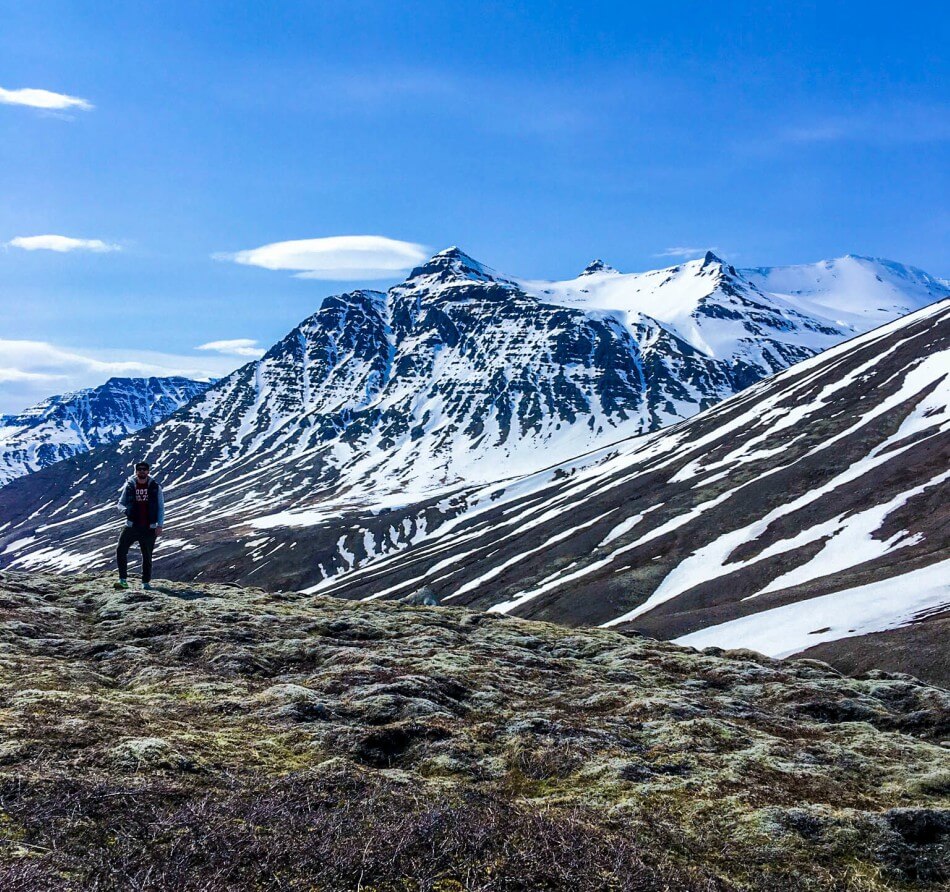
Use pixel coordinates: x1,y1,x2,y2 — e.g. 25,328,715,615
0,570,947,890
0,376,209,486
303,297,950,685
0,249,944,590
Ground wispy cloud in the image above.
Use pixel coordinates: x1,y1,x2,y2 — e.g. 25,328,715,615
0,86,93,111
776,103,950,147
0,340,242,415
216,235,429,280
654,246,717,259
6,235,120,253
196,338,265,358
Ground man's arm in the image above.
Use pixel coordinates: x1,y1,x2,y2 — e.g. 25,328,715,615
155,484,165,534
117,483,130,513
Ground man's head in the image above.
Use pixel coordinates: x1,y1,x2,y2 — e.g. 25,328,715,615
134,461,150,480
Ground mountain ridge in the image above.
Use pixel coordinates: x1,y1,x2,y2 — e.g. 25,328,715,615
0,375,210,486
302,297,950,683
0,249,946,659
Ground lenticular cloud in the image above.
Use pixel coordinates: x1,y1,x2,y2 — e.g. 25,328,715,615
6,235,119,253
220,235,429,280
196,339,264,358
0,87,93,111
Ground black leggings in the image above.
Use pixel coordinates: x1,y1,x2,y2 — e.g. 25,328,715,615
117,526,157,583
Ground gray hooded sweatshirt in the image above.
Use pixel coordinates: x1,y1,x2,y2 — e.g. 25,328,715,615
117,475,165,528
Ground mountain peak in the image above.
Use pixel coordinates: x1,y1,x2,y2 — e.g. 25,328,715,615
579,259,617,276
402,246,503,289
699,250,724,269
431,245,482,264
424,246,489,273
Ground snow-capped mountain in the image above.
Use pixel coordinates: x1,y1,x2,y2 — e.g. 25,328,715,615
741,254,949,326
0,376,210,486
307,297,950,684
0,249,945,607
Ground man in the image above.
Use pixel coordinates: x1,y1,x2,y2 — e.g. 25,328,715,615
115,461,164,590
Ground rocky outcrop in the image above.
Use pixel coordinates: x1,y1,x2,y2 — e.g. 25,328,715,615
0,570,947,889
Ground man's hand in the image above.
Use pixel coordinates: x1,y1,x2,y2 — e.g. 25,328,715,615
155,526,163,537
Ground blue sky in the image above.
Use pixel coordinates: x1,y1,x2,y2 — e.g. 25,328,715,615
1,0,947,412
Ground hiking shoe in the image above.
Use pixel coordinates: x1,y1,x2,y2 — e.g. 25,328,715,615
143,582,153,591
114,579,129,590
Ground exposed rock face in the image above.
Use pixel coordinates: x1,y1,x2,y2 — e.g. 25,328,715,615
0,570,947,890
308,298,950,685
579,258,617,275
0,250,944,595
0,376,209,485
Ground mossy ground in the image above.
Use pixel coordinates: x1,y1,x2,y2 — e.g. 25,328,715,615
0,571,947,890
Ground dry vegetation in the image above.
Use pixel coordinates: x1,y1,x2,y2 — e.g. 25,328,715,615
0,570,947,890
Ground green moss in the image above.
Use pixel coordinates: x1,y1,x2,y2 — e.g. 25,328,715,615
0,570,947,890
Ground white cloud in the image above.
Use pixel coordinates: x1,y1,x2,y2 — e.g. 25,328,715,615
0,340,246,415
217,235,429,280
6,235,120,253
0,86,93,111
654,246,718,259
196,338,265,358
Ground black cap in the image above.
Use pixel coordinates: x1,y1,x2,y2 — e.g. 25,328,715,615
135,461,150,470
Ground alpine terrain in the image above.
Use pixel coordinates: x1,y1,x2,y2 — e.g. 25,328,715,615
0,248,945,596
310,297,950,685
0,376,210,486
